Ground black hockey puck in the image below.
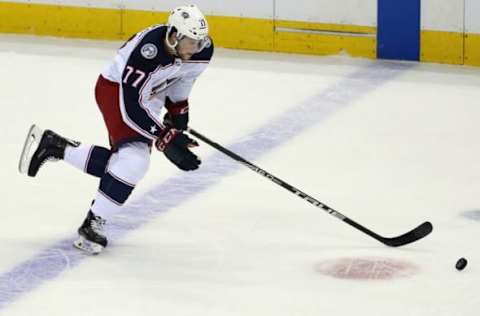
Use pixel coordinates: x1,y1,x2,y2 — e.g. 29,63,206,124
455,258,467,271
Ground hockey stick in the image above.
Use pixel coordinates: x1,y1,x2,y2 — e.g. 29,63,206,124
187,128,433,247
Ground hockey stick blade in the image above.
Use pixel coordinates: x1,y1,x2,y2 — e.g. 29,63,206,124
344,218,433,247
378,221,433,247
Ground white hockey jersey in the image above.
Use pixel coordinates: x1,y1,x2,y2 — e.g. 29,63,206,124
101,24,213,140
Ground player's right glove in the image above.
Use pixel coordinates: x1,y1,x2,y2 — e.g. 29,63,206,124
155,127,201,171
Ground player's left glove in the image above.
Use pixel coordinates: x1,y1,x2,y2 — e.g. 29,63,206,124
155,127,200,171
164,97,189,130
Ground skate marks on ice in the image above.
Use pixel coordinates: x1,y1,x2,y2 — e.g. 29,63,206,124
315,257,418,280
0,61,411,310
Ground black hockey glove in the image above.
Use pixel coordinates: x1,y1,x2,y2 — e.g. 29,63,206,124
164,97,189,130
155,127,200,171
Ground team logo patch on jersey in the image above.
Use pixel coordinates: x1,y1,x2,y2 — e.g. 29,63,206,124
141,43,158,59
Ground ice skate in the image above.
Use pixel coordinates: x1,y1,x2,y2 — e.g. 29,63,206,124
18,124,79,177
73,211,108,255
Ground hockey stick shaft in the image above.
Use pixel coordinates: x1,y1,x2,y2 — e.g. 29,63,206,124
188,128,432,247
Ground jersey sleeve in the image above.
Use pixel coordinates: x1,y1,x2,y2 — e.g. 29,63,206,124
119,27,174,140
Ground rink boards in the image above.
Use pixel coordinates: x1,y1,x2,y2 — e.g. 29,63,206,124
0,0,478,66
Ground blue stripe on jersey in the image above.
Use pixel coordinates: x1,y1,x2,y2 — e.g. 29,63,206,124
99,172,135,205
121,26,174,139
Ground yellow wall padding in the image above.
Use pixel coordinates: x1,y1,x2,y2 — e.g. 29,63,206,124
465,33,480,67
274,20,376,58
420,30,464,65
0,2,122,39
0,2,373,58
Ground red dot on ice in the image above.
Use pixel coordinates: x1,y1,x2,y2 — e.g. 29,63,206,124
315,257,418,280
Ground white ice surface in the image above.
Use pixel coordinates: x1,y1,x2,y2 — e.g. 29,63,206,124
1,35,480,316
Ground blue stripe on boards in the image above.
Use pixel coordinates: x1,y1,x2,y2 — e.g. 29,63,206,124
0,62,411,310
377,0,420,61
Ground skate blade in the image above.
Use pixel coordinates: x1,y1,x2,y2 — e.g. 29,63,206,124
73,236,104,255
18,124,44,175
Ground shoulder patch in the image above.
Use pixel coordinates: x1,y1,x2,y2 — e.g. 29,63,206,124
141,43,158,59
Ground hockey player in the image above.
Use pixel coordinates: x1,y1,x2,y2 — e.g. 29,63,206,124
18,4,214,254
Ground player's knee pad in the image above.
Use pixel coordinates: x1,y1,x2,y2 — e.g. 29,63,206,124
109,142,151,184
99,142,151,205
